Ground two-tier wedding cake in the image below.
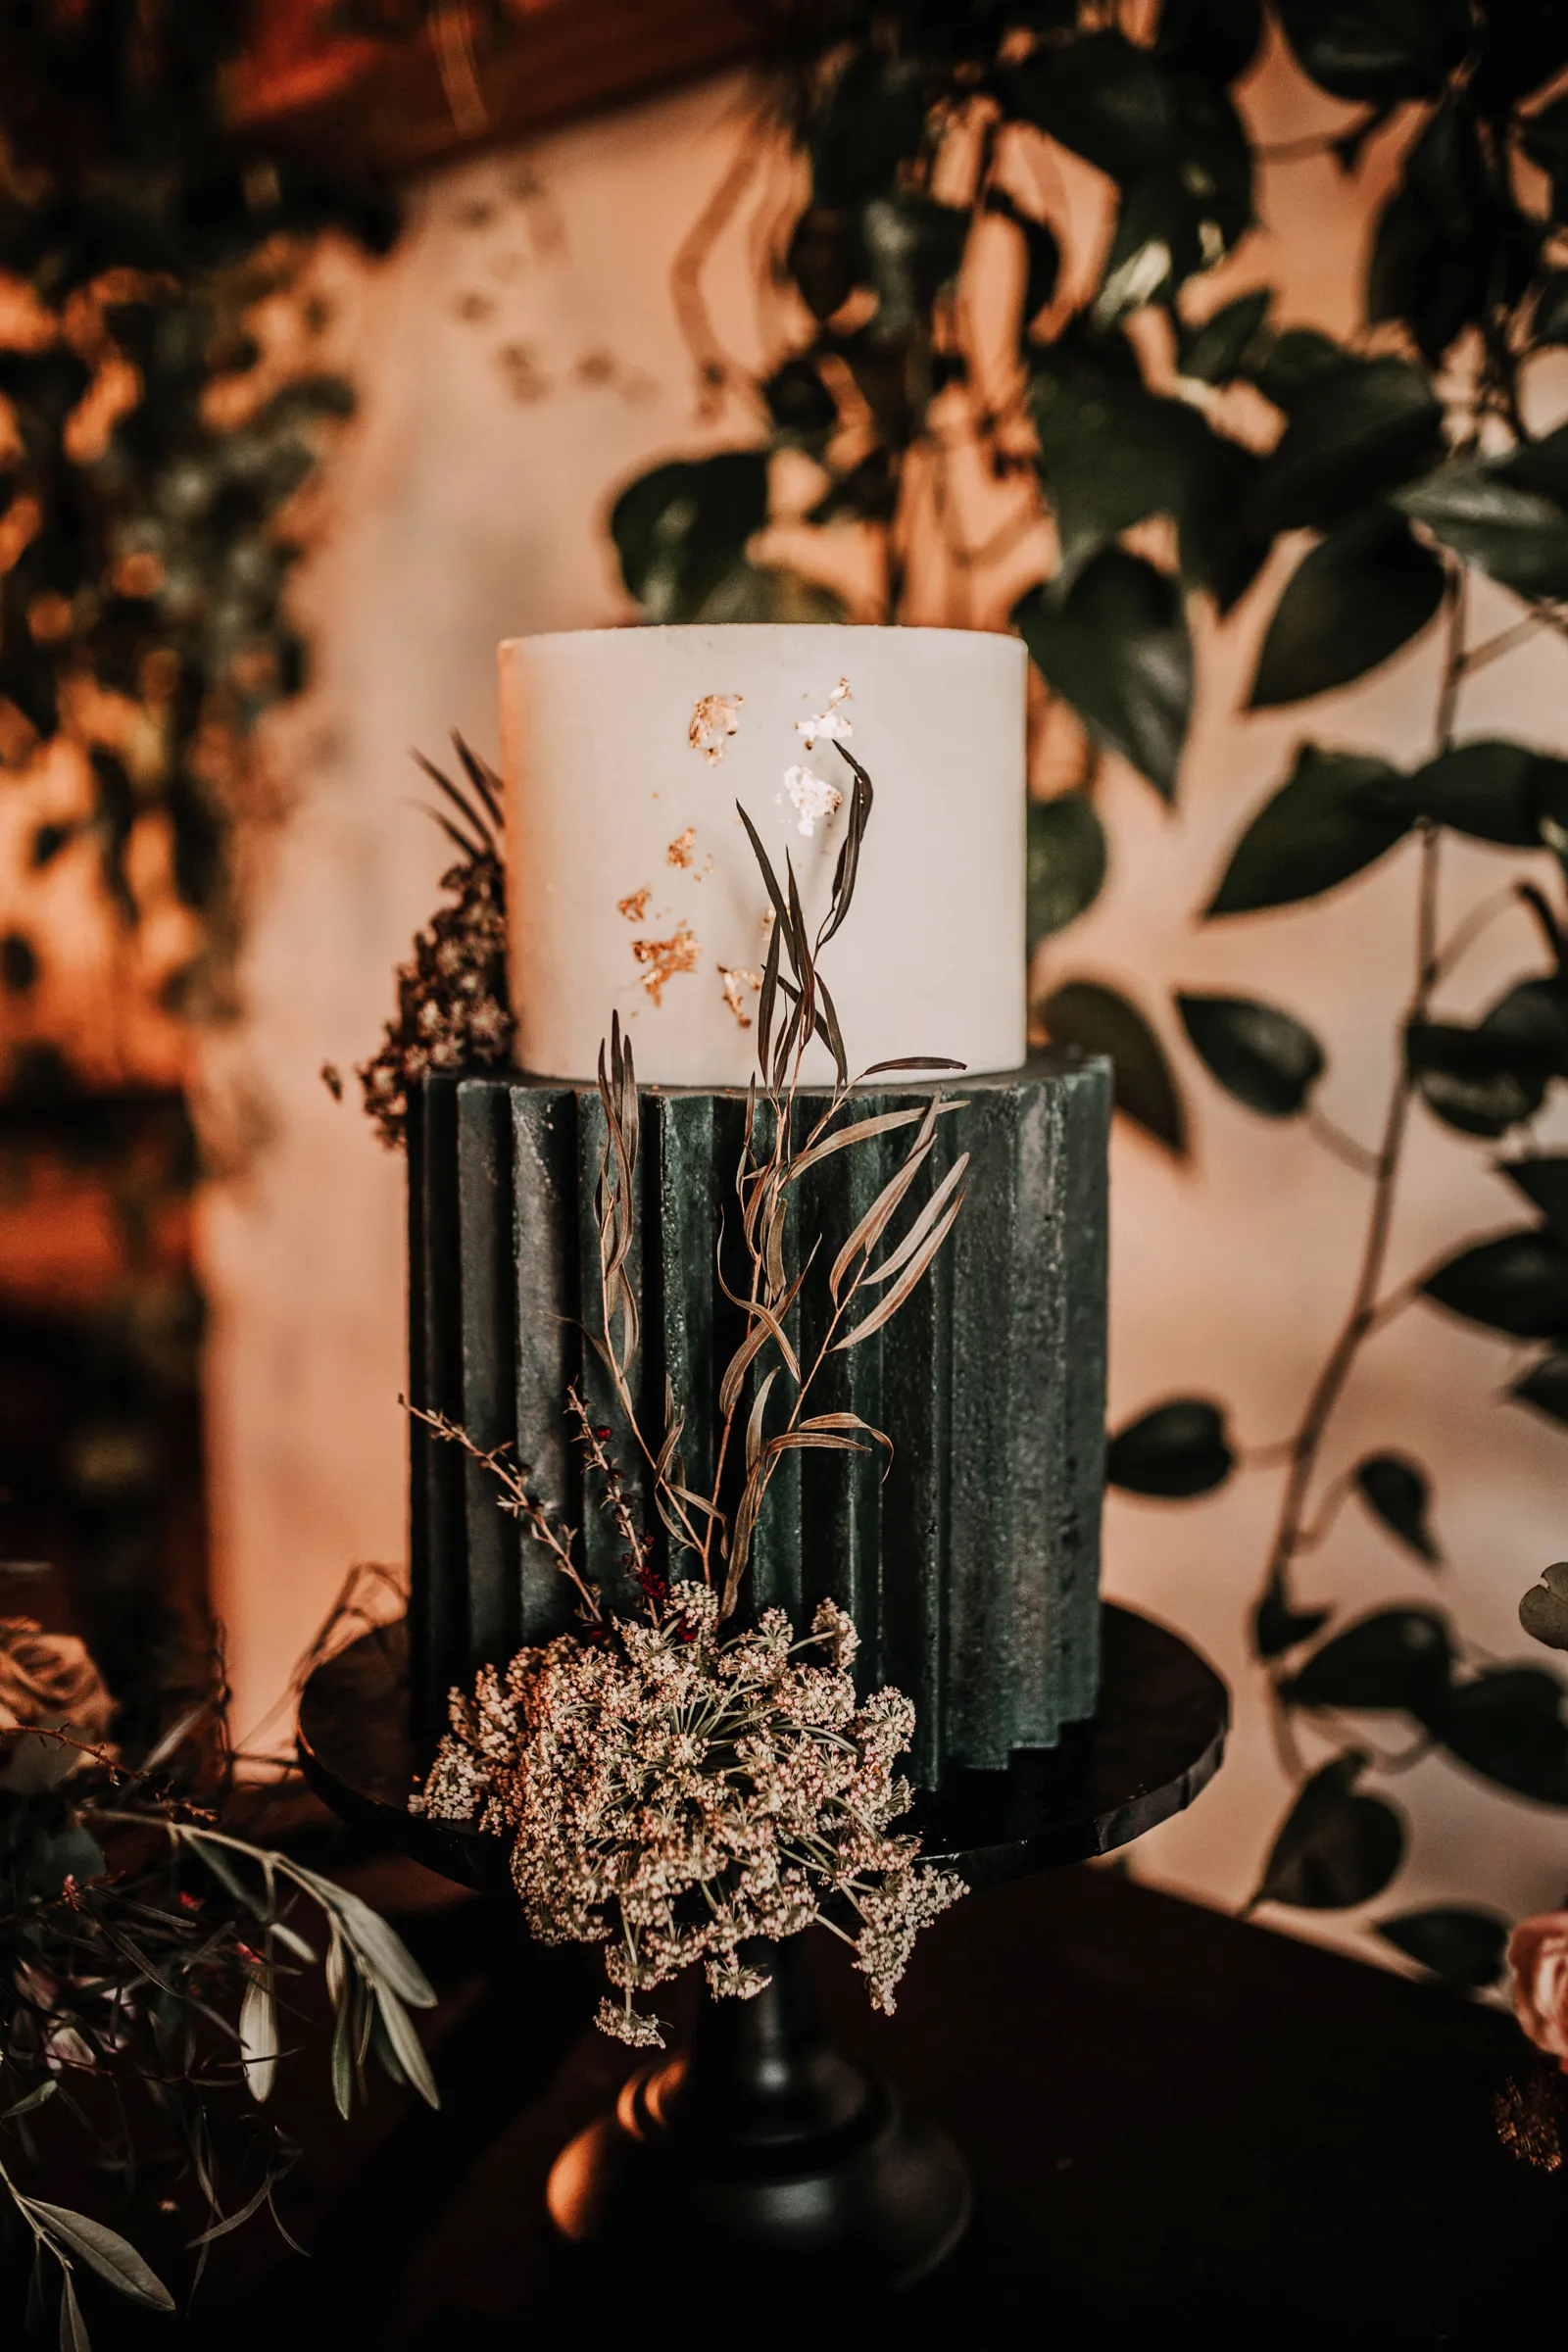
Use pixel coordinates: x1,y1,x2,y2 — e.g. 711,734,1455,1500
404,623,1108,1788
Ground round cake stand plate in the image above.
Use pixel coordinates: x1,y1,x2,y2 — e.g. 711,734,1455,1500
298,1603,1226,2295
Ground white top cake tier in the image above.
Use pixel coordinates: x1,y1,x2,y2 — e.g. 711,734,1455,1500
498,622,1027,1087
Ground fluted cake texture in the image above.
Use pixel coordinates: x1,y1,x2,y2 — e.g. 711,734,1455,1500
407,1052,1108,1787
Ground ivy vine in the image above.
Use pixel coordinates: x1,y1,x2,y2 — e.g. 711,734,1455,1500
609,0,1568,1986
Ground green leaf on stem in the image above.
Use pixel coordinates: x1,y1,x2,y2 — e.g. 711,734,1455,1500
1106,1398,1233,1496
1176,992,1324,1116
1027,795,1106,946
1177,289,1271,385
1253,1584,1332,1660
1276,0,1469,101
1205,744,1408,916
1501,1158,1568,1240
1420,1228,1568,1338
609,452,770,622
1014,551,1192,802
1353,1453,1441,1562
1254,1751,1405,1910
1396,740,1567,849
1258,359,1444,533
1250,508,1446,708
1281,1607,1453,1712
1406,1020,1549,1138
1514,1349,1568,1427
1035,979,1186,1153
1396,428,1568,600
1374,1906,1508,1988
1426,1666,1568,1803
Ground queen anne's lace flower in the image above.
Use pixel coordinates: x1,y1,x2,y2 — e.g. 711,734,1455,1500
421,1591,963,2046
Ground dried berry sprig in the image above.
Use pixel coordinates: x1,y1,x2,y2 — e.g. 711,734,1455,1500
357,736,514,1148
419,1587,965,2046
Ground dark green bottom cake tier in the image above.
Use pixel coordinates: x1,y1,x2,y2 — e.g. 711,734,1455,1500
406,1051,1109,1787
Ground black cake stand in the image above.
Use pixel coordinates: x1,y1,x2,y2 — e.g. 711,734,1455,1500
297,1602,1226,2294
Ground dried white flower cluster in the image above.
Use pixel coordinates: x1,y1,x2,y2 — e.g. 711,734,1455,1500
418,1586,964,2047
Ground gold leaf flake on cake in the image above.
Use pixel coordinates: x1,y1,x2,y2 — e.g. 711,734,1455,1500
617,886,651,922
783,763,844,838
796,677,852,752
632,922,701,1005
666,826,697,869
717,965,762,1028
689,692,743,763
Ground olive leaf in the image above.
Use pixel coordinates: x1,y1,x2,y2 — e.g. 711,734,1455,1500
1396,426,1568,599
1176,992,1324,1117
1353,1453,1441,1563
23,2203,174,2311
1106,1398,1234,1496
1036,980,1186,1154
1253,1751,1406,1910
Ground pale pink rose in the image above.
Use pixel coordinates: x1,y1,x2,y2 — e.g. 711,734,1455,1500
1508,1912,1568,2066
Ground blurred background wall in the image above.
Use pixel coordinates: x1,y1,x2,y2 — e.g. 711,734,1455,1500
5,3,1567,1977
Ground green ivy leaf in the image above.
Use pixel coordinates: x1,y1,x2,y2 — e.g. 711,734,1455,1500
1105,1397,1233,1496
1538,270,1568,346
1178,289,1271,385
1512,1348,1568,1426
1276,0,1470,102
1421,1228,1568,1339
1014,551,1192,800
1176,991,1324,1116
1501,1157,1568,1241
1254,1751,1405,1910
1030,362,1209,588
861,193,969,341
691,564,846,624
1250,508,1446,708
808,46,927,209
609,452,770,622
1396,437,1568,601
1205,745,1408,916
1258,359,1444,533
1249,325,1353,412
1428,1666,1568,1803
999,32,1177,182
1374,1907,1508,1988
1281,1608,1453,1712
1353,1452,1441,1563
1036,978,1187,1153
1027,795,1106,947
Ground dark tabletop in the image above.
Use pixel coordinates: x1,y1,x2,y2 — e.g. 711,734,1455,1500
71,1833,1565,2350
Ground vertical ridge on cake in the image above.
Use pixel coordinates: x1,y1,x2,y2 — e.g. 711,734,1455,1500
405,1053,1109,1784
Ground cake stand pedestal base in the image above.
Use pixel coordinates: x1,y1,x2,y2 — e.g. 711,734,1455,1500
298,1602,1226,2293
